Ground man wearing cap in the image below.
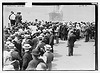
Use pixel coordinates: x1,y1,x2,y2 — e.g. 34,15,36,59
26,49,45,70
15,12,22,25
9,11,16,26
43,44,54,70
22,44,32,70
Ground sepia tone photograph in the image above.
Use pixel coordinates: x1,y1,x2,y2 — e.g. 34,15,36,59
2,2,98,71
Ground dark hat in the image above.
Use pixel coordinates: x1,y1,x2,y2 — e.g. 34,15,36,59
31,49,40,56
17,12,21,14
11,11,14,13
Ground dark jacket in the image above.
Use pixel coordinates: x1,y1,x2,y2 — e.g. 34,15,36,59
11,50,22,61
31,37,39,50
68,33,76,47
42,35,50,44
22,51,32,70
26,55,44,70
49,34,54,46
15,14,22,24
35,42,46,56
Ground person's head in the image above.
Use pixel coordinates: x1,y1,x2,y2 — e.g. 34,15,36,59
22,44,31,52
11,11,14,14
31,49,40,58
17,12,21,14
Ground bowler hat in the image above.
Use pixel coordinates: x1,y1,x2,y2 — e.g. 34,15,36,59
17,12,21,14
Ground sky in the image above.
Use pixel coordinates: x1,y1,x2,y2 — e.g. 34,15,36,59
3,5,95,27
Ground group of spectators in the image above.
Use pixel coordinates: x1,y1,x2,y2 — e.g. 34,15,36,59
3,11,95,71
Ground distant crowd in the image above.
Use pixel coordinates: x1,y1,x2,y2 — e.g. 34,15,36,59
3,11,95,70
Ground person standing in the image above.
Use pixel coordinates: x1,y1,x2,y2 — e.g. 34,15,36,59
84,26,91,42
26,49,45,70
67,30,76,56
22,44,32,70
49,31,54,53
9,11,16,26
43,45,54,70
15,12,22,25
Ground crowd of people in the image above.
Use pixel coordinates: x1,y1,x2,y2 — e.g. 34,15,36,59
3,11,95,71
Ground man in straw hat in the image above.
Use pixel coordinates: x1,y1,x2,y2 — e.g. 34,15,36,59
43,44,54,70
22,44,32,70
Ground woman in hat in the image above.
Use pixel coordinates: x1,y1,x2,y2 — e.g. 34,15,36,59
26,49,45,70
22,44,32,70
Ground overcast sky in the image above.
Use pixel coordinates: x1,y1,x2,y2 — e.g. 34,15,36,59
3,5,95,26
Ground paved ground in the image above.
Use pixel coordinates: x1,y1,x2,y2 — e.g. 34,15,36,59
51,38,95,70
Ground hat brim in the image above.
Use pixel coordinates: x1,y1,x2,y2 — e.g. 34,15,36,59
31,53,40,56
23,46,31,49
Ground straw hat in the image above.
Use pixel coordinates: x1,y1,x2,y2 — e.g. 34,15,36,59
8,43,15,48
44,44,52,51
22,44,31,50
24,34,31,39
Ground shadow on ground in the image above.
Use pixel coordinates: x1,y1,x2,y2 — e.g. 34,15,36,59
66,54,82,56
54,52,63,58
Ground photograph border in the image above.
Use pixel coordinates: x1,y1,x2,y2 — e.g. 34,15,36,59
2,2,98,71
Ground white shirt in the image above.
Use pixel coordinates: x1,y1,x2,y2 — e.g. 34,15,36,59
10,14,15,20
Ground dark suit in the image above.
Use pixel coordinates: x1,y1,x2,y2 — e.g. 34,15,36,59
13,40,22,57
43,51,54,70
42,34,50,44
22,51,32,70
67,33,76,56
49,34,54,53
31,37,39,50
26,56,44,70
15,14,22,25
35,42,46,56
84,27,90,42
11,50,22,70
